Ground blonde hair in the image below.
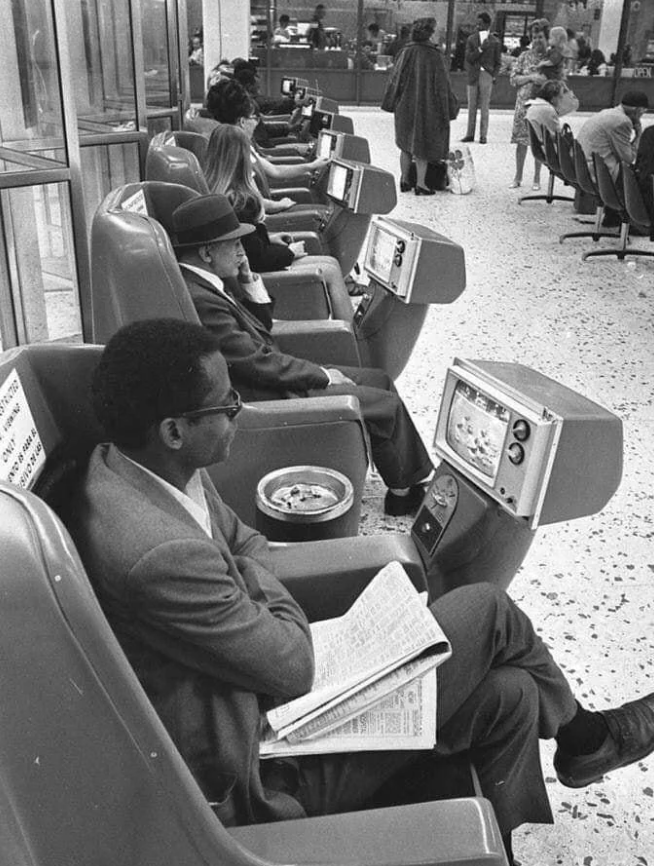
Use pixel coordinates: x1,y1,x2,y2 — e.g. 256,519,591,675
550,26,568,50
204,124,264,223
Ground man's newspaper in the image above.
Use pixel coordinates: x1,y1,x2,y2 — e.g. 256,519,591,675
260,561,451,757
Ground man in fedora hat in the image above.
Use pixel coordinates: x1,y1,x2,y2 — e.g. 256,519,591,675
172,193,433,517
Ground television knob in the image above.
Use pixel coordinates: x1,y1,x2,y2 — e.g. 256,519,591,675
512,419,530,441
394,254,403,266
507,443,525,465
396,240,406,253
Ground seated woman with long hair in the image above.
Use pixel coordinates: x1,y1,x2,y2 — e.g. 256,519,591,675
205,123,351,301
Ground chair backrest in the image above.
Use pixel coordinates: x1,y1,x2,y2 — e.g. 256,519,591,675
573,139,598,198
621,161,652,233
526,120,547,165
90,181,202,344
556,130,577,186
541,128,562,174
0,480,274,866
145,143,211,194
592,152,625,215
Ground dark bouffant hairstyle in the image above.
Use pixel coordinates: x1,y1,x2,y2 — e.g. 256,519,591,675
205,78,256,124
92,319,224,449
411,17,436,44
477,12,492,27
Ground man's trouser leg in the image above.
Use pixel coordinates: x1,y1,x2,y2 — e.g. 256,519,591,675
294,584,578,834
466,84,479,138
478,69,494,140
311,365,433,488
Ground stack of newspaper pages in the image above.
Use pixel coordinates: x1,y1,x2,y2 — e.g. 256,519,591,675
261,561,452,757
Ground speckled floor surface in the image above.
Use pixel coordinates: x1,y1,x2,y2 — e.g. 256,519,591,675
347,106,654,865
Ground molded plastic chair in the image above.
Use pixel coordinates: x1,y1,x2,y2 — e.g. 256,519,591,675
0,480,508,866
622,161,654,245
98,178,353,324
557,136,619,246
520,122,574,206
581,154,654,262
0,343,367,533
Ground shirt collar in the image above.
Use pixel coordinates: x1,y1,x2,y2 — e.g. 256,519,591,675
118,450,213,537
179,263,237,305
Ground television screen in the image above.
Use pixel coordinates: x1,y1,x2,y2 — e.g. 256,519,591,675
367,222,397,286
328,163,350,202
317,131,335,160
445,381,510,482
281,77,296,95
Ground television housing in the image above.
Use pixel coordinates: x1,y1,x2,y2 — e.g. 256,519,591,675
433,358,623,528
363,216,465,304
325,159,396,214
280,77,297,96
316,130,336,160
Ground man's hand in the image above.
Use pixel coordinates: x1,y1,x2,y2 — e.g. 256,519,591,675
325,368,355,386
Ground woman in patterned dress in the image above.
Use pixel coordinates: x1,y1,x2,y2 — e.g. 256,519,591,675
509,20,549,189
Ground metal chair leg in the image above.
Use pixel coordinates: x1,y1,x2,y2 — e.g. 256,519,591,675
560,206,620,244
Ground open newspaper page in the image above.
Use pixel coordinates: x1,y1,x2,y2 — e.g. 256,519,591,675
262,561,451,754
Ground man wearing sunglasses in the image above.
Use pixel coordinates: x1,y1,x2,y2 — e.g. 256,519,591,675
71,317,654,866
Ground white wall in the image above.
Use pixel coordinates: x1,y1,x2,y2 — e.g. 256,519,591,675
203,0,250,73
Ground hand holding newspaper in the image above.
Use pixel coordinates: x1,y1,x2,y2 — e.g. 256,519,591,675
261,561,451,757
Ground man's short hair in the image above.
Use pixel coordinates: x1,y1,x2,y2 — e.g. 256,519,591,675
279,14,290,26
92,320,224,449
477,12,492,27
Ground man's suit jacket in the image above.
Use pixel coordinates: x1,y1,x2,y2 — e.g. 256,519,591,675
577,105,639,179
464,32,502,84
183,269,330,401
70,443,314,826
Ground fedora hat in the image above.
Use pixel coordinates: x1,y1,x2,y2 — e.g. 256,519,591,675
171,194,255,249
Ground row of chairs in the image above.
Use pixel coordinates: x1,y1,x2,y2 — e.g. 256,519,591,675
524,120,654,263
0,107,508,865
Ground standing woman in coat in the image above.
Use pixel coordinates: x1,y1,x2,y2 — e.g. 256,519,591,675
389,17,457,196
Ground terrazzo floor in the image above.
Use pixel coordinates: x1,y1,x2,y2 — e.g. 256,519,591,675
348,106,654,866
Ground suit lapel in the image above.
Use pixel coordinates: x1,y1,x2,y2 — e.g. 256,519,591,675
190,271,272,341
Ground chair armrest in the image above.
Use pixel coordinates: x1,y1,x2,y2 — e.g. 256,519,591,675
265,269,331,321
270,187,315,202
264,210,327,235
265,155,307,165
230,799,508,866
207,396,369,530
273,319,361,367
269,534,425,620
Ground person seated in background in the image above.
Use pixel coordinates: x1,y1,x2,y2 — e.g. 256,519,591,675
388,24,411,60
525,80,567,140
188,33,204,67
510,35,530,59
205,79,328,214
577,89,648,180
536,25,568,81
576,34,591,69
204,124,351,301
71,315,654,866
172,193,433,517
273,13,293,45
586,48,607,76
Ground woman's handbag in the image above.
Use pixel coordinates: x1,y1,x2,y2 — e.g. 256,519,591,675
447,146,475,195
557,85,580,117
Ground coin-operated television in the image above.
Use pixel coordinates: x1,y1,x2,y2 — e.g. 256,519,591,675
362,215,465,304
309,109,354,137
316,130,370,163
432,358,623,529
326,159,396,214
280,76,309,96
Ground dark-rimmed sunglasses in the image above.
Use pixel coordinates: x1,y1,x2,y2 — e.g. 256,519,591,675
179,389,242,421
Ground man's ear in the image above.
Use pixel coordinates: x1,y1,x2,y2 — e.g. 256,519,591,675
158,417,184,450
198,244,212,264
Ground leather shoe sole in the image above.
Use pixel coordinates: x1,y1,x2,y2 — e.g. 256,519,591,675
554,692,654,788
384,483,428,517
460,136,474,142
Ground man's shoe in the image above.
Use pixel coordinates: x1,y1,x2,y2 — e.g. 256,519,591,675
384,484,428,517
460,135,474,143
554,693,654,788
479,137,487,144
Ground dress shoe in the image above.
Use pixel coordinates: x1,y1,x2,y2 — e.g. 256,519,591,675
384,484,428,517
460,135,474,143
554,692,654,788
414,186,435,196
509,180,521,189
399,179,414,193
479,137,487,144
